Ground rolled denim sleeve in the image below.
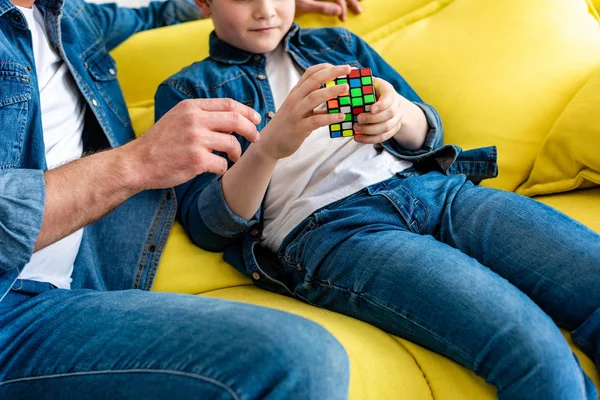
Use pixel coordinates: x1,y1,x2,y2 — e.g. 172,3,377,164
88,0,203,52
0,169,45,272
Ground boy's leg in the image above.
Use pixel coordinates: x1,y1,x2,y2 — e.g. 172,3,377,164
432,173,600,366
0,283,349,399
278,178,596,399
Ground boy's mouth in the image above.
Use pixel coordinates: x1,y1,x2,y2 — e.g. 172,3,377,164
250,27,277,33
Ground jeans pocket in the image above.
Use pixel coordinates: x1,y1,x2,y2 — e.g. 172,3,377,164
365,182,428,234
280,219,318,274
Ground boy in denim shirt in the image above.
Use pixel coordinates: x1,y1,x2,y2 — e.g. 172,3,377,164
155,0,600,397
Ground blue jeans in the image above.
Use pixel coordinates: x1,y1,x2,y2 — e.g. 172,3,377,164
0,280,349,399
276,171,600,399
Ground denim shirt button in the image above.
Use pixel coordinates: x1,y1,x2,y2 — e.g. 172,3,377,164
148,245,156,253
296,263,302,271
109,68,116,76
267,111,275,119
252,272,260,280
257,74,266,80
250,229,260,236
92,99,98,107
253,55,261,61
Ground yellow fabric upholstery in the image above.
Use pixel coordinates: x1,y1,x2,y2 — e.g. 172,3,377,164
516,68,600,197
111,0,600,397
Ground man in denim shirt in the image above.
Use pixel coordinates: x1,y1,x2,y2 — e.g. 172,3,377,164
0,0,350,397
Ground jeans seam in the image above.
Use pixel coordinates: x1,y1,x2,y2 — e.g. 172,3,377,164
0,369,242,400
310,278,474,366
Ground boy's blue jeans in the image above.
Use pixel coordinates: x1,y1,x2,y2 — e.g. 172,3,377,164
277,171,600,399
0,280,349,399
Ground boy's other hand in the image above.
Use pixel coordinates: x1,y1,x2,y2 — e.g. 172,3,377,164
256,64,351,160
125,98,261,191
296,0,363,22
353,78,428,150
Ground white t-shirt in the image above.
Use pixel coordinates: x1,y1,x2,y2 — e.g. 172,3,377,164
261,45,412,252
17,5,86,289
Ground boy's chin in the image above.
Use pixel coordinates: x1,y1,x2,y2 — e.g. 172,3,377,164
243,43,279,54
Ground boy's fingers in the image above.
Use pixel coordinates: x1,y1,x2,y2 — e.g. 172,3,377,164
370,78,395,114
357,107,395,124
302,84,350,114
296,63,334,87
303,111,346,131
298,65,352,98
191,98,262,126
354,130,395,144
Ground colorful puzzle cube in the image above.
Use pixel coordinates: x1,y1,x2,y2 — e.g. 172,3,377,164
325,68,377,138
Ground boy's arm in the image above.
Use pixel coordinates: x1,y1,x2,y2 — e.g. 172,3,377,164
155,83,261,252
347,30,444,156
87,0,203,52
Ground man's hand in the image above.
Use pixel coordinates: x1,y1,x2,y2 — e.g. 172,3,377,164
124,98,261,191
296,0,363,22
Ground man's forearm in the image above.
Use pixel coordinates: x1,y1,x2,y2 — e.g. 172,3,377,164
34,147,140,252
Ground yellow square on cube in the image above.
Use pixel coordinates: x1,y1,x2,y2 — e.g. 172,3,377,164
326,81,335,87
331,124,341,131
342,130,354,137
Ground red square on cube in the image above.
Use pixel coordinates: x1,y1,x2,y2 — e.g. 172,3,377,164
360,68,372,77
348,69,360,78
353,107,364,115
362,85,373,95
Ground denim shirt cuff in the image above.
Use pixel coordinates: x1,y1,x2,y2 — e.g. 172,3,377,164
197,177,260,238
382,102,443,157
0,169,45,272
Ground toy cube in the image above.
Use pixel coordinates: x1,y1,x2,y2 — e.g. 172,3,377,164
325,68,377,138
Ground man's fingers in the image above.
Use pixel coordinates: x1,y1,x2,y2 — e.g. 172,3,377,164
182,98,262,126
195,151,229,176
334,0,347,21
199,111,260,143
196,131,243,163
297,0,342,17
346,0,363,14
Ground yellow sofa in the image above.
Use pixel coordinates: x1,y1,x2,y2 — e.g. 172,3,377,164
111,0,600,397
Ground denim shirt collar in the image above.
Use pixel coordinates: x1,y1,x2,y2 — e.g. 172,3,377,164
209,22,303,64
0,0,63,16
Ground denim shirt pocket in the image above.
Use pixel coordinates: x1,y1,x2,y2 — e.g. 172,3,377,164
0,63,31,169
84,46,130,127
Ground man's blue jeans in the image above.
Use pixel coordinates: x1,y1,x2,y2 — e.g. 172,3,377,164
0,280,350,399
277,171,600,399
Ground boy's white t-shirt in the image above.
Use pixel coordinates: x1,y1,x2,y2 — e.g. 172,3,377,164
261,45,413,252
16,5,86,289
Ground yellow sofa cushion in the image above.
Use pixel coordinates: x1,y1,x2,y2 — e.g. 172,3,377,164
111,0,600,398
516,68,600,197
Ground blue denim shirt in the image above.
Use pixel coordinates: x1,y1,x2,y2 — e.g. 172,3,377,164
155,24,498,290
0,0,201,302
